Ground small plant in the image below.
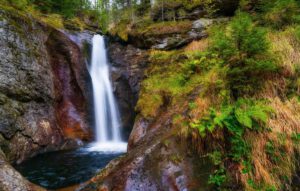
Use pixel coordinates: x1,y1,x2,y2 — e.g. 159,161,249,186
210,12,278,97
208,151,222,165
208,168,227,187
191,99,272,188
263,0,300,29
265,141,282,164
191,99,272,138
291,133,300,143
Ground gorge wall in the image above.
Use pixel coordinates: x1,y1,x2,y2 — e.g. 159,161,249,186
0,9,92,164
0,7,97,190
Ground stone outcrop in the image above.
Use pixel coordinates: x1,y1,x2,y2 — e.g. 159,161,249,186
0,8,92,165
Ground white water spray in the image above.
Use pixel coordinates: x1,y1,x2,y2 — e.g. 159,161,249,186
88,35,127,152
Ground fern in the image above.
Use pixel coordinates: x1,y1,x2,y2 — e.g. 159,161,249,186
191,99,272,137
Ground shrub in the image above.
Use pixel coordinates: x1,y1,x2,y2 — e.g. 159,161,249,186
211,12,278,98
191,99,272,188
191,99,272,139
246,0,300,28
264,0,300,29
32,0,91,18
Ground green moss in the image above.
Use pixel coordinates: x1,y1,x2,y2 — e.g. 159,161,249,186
64,17,86,31
136,49,226,119
110,18,192,41
0,94,8,105
109,20,130,41
40,14,64,29
136,20,192,36
0,2,93,31
0,135,9,160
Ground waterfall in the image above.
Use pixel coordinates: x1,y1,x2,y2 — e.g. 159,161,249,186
88,35,127,152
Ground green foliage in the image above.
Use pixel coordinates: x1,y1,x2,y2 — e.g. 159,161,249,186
41,13,64,28
256,0,300,29
192,99,272,188
211,12,278,98
193,100,271,160
208,168,227,187
190,108,218,137
191,99,272,139
137,51,223,118
31,0,91,18
192,99,271,163
265,141,281,163
246,178,278,191
1,0,92,18
291,133,300,143
7,0,28,10
152,0,217,19
208,151,222,165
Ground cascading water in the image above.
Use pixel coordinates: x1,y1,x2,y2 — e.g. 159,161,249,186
15,35,127,189
88,35,127,152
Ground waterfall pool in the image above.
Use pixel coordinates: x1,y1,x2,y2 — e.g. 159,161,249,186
14,144,126,189
14,34,129,190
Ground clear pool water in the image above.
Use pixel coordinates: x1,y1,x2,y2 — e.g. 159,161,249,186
14,145,124,189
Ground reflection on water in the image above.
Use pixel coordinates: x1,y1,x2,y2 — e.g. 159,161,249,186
14,145,124,189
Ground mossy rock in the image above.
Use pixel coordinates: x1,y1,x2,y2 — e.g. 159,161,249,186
64,18,86,31
0,94,8,105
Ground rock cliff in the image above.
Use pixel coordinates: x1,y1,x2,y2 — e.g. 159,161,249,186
0,5,92,168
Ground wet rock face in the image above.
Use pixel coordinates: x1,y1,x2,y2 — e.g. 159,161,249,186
46,30,92,140
0,10,63,162
0,9,91,163
107,41,149,139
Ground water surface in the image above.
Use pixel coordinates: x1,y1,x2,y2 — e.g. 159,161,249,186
14,146,124,189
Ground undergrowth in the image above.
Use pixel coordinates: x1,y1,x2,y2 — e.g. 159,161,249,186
136,2,300,190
